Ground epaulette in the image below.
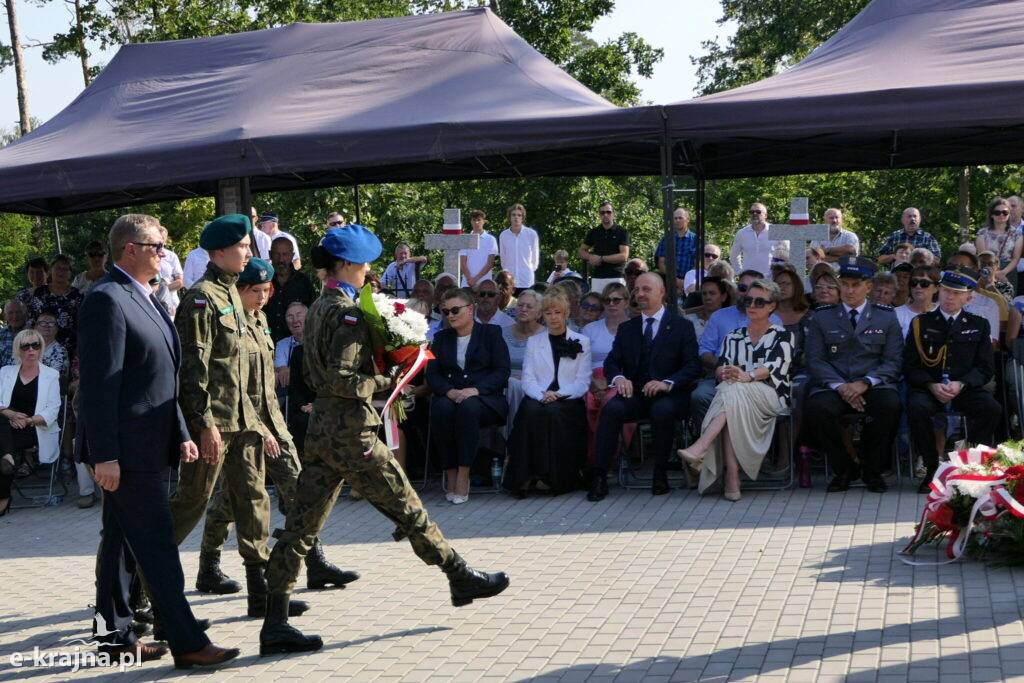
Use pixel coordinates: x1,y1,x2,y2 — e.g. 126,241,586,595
814,303,837,311
871,303,894,311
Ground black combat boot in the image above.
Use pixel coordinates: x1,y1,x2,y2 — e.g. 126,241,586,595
195,550,242,594
246,564,310,618
442,552,510,607
259,594,323,656
305,539,360,590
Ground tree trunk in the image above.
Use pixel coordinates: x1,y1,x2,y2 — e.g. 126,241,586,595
957,166,971,243
74,0,91,86
4,0,31,136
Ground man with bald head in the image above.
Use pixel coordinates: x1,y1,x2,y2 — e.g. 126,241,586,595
588,272,701,501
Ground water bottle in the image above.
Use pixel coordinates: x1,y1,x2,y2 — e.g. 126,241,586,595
942,372,954,413
491,457,503,489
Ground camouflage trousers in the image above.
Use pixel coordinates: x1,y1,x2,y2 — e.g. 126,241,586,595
169,431,270,565
265,398,453,594
200,437,301,556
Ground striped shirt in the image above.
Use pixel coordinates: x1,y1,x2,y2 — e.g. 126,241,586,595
717,324,793,401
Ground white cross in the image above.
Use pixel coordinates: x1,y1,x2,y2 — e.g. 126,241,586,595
768,197,829,282
425,215,479,283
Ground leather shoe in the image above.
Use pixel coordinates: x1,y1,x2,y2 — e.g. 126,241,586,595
864,474,888,493
917,477,933,494
173,643,241,670
98,642,168,663
826,474,850,492
651,471,670,496
586,471,608,502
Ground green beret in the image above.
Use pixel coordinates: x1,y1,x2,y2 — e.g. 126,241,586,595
200,213,252,250
238,257,273,286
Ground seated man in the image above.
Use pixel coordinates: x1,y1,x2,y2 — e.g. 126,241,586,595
589,272,700,500
905,265,1001,493
804,256,903,493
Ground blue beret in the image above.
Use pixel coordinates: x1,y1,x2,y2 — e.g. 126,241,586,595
837,255,877,280
238,257,274,286
200,214,252,250
940,265,980,291
321,224,382,264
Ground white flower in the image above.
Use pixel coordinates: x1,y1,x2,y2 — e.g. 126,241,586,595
952,478,996,499
959,463,988,474
998,444,1024,465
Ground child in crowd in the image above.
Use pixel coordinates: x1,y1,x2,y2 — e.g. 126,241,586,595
546,250,579,283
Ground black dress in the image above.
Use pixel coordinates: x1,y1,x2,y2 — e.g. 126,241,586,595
0,375,39,500
505,333,587,495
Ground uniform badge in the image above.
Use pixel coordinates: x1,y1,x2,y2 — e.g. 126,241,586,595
194,299,207,308
344,315,358,325
219,305,234,315
264,328,272,335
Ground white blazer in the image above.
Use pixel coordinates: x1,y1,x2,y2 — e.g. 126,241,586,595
522,330,593,401
0,364,62,464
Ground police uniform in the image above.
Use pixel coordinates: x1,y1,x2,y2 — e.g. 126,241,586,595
169,215,272,590
904,266,1000,489
260,225,509,657
200,259,358,593
803,256,903,491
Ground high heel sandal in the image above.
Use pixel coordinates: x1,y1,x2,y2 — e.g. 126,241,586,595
724,490,742,502
677,448,704,470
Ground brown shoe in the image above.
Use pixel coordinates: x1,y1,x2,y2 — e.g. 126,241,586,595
98,642,168,663
173,643,241,669
78,493,96,509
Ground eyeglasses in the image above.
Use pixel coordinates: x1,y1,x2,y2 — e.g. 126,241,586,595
992,210,1010,216
328,220,345,226
750,209,763,214
909,278,938,288
441,306,467,316
737,283,750,293
704,253,719,259
36,321,56,327
132,241,166,252
19,341,42,351
87,252,105,258
603,296,625,304
475,291,498,298
741,296,771,308
599,210,613,215
581,302,602,312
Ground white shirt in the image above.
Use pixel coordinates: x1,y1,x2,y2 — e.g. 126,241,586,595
683,268,708,293
498,226,540,288
475,310,515,328
460,232,499,286
895,302,938,339
259,229,301,263
965,294,1000,342
158,248,184,312
731,224,787,277
811,228,860,254
456,334,471,370
183,248,210,287
582,318,616,369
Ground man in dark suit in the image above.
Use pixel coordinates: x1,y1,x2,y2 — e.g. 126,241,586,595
78,214,239,669
590,272,701,500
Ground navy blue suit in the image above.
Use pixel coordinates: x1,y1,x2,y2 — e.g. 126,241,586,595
426,323,510,469
77,267,209,656
595,310,701,472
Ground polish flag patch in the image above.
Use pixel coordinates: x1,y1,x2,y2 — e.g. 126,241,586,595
344,315,358,325
194,299,207,308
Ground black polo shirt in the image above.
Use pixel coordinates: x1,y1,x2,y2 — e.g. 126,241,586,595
584,224,630,278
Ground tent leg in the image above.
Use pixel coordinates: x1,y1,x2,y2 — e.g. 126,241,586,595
215,177,251,217
660,131,678,312
354,185,362,225
53,217,62,255
696,176,706,289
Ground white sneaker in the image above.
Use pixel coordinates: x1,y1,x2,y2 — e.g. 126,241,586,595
450,494,469,505
445,491,455,502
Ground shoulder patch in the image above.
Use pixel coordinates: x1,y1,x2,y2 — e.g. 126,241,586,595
194,299,207,307
218,305,234,315
343,314,358,326
814,304,837,311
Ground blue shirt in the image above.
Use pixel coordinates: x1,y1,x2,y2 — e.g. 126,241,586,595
699,305,783,357
655,230,698,278
878,229,941,259
337,281,359,300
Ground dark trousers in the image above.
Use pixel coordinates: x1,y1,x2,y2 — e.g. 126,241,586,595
430,395,503,469
1,418,39,499
803,387,901,478
907,388,1001,469
594,392,688,472
95,469,209,656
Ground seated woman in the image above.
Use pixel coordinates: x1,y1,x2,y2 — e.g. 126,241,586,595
810,268,840,306
583,283,633,465
574,292,604,331
501,289,544,439
679,280,793,501
683,276,734,341
506,290,592,496
426,288,511,504
0,329,62,515
895,266,940,339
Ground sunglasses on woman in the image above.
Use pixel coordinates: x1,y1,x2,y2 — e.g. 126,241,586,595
20,341,42,351
581,302,602,312
741,296,771,308
909,278,938,288
441,306,467,316
602,296,625,304
992,210,1010,216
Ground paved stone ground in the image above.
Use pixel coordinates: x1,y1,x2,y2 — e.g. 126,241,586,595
2,474,1024,682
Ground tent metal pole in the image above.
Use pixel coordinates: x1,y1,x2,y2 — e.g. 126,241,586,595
660,127,678,313
696,176,706,290
53,217,62,254
353,185,362,225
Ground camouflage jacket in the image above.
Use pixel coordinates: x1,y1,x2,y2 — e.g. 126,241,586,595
303,287,391,421
175,261,260,435
244,308,291,441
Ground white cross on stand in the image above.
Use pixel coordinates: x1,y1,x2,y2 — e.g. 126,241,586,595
768,197,829,282
424,208,479,284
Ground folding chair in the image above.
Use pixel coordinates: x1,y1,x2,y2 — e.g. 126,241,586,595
740,409,795,491
12,392,70,508
823,413,902,487
618,419,689,490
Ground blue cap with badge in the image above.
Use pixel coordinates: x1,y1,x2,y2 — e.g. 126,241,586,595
237,257,273,286
321,224,382,264
939,265,980,291
837,255,877,280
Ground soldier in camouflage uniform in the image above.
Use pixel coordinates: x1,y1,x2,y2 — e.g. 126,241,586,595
259,224,510,657
169,214,308,620
197,258,359,595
